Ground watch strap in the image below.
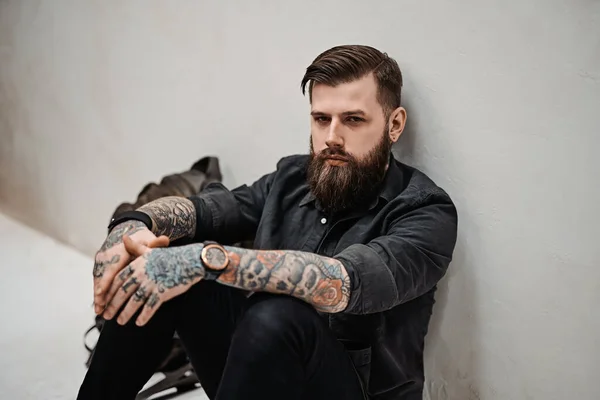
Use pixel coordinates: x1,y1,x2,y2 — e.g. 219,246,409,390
203,268,222,281
108,211,153,233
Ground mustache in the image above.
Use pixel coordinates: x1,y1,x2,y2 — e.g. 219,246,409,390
316,147,353,161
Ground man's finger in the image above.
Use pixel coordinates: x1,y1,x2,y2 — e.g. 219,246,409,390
136,293,162,327
103,264,135,311
116,284,152,325
93,253,130,313
123,235,148,257
102,273,141,320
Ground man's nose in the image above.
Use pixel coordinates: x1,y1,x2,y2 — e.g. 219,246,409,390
325,120,344,148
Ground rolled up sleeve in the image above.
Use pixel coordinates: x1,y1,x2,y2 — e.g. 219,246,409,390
335,191,458,315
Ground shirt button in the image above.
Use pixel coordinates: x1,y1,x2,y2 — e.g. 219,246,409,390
321,217,327,224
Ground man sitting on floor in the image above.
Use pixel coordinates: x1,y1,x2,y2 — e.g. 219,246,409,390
78,44,458,400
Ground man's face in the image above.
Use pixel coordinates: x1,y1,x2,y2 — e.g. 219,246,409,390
307,74,406,214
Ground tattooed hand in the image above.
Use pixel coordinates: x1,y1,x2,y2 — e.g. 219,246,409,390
101,236,206,326
93,221,169,314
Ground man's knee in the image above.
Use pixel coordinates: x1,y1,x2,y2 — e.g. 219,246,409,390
235,294,319,342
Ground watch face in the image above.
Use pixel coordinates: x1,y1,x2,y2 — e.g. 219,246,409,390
202,244,229,271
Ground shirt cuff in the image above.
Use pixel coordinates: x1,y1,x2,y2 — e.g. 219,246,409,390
187,183,224,241
334,243,399,315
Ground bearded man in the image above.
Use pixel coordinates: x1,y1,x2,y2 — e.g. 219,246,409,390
78,45,458,400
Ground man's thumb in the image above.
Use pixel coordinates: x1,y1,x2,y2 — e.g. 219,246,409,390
149,235,170,248
123,235,147,257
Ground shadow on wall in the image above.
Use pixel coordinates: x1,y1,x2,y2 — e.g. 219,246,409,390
393,97,479,400
0,70,43,231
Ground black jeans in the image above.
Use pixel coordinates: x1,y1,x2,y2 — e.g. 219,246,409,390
77,281,367,400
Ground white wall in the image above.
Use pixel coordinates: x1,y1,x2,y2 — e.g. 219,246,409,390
1,1,599,399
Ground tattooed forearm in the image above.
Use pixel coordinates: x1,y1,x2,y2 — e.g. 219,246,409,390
138,197,196,240
218,248,351,313
133,242,350,313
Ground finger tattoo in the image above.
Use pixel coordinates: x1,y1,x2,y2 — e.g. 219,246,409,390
122,277,139,293
147,293,160,308
93,255,121,278
118,265,134,281
133,287,147,302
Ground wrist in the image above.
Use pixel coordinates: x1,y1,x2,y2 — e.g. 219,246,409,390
108,220,147,236
105,220,148,247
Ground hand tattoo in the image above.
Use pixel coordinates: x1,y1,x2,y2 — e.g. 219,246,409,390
93,255,121,278
144,245,205,293
138,197,196,240
100,221,146,253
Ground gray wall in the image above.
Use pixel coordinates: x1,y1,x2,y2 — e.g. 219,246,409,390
1,1,599,399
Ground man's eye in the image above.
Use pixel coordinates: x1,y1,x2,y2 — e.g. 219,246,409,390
315,117,330,123
347,116,364,123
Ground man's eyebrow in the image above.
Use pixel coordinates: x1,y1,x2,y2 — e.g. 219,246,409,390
310,110,367,116
341,110,366,116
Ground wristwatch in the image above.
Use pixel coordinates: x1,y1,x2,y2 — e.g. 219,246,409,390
201,242,229,281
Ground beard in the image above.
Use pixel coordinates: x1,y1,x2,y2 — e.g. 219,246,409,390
307,127,392,215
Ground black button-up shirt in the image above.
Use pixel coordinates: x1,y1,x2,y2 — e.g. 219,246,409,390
188,154,458,400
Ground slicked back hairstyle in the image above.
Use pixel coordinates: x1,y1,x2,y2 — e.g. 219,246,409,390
301,45,403,116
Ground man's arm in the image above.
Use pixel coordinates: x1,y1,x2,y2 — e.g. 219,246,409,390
137,197,197,241
219,247,351,313
143,243,351,313
135,163,278,244
334,190,458,315
96,162,278,314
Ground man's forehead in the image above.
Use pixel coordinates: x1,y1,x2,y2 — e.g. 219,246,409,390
311,74,379,114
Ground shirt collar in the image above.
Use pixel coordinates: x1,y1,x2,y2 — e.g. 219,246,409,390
299,153,404,210
299,191,316,207
379,153,404,203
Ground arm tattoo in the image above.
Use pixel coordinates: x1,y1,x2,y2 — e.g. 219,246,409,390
138,197,196,240
218,248,351,313
140,244,350,313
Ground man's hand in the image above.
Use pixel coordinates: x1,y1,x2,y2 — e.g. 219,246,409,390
93,220,169,314
101,237,206,326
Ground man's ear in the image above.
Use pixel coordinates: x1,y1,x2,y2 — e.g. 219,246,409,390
388,107,407,143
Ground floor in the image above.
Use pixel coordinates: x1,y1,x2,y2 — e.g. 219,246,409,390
0,213,207,399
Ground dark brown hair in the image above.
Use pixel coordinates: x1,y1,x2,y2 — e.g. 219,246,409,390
301,45,403,116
